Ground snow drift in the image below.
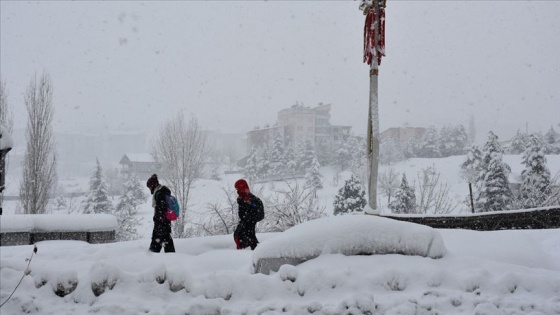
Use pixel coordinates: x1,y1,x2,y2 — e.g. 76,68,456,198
253,214,446,274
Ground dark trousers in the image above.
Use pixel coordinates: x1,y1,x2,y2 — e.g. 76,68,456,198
149,231,175,253
234,221,258,250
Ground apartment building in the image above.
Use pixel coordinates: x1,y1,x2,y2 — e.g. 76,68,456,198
246,103,351,152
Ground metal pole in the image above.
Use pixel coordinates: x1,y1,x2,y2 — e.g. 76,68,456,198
468,182,475,213
367,62,380,212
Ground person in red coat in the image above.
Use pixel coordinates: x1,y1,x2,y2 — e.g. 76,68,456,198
233,179,263,250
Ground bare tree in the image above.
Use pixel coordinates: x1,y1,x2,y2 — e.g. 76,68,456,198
152,113,211,237
195,186,238,236
379,168,400,204
261,180,326,232
20,72,58,214
415,166,456,214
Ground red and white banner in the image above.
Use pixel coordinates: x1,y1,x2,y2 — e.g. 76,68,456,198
363,0,386,66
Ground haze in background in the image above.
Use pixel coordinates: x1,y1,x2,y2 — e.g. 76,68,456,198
1,1,559,142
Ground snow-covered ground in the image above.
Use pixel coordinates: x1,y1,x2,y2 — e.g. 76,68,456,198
1,218,559,314
1,155,560,314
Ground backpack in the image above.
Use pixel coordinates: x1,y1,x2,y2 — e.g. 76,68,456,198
164,194,181,221
252,198,264,222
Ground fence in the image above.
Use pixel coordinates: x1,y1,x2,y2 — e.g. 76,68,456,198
381,206,560,231
0,214,117,246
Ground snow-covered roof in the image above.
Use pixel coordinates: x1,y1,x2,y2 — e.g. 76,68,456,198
0,214,117,233
0,125,13,151
120,153,155,164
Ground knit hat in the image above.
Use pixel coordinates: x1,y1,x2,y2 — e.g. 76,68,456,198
146,174,159,191
234,179,250,194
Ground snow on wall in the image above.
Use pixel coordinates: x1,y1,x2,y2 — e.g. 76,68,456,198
0,214,117,233
253,214,447,267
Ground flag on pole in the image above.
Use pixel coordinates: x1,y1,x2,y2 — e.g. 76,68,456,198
362,0,386,66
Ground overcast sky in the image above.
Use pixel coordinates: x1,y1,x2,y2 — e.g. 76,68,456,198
1,1,559,143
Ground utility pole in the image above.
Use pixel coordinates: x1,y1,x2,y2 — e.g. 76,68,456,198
360,0,386,213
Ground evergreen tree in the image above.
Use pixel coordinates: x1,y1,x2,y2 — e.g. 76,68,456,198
333,174,366,215
418,126,440,158
519,134,552,208
283,146,298,177
348,136,367,172
315,138,334,166
476,132,512,212
544,126,560,154
440,124,468,157
83,158,113,214
380,139,404,165
114,172,146,241
255,145,271,179
388,174,416,214
334,139,353,171
243,148,259,182
461,145,482,184
299,140,316,174
508,130,529,154
269,133,285,177
305,156,323,191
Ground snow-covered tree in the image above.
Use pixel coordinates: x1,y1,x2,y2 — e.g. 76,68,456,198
544,126,560,155
508,130,529,154
83,158,113,214
439,124,468,157
518,134,552,208
461,145,483,184
243,148,259,182
417,126,440,158
305,156,323,192
333,174,367,215
388,174,416,214
315,138,335,166
255,145,272,180
380,139,404,165
114,172,146,241
299,140,316,174
263,181,325,232
476,132,512,212
333,136,364,172
283,146,298,178
334,139,352,171
269,133,285,177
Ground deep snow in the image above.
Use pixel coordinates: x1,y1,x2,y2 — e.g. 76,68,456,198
1,155,560,314
0,223,559,314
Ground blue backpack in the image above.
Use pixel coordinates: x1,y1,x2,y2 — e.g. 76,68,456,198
164,195,180,221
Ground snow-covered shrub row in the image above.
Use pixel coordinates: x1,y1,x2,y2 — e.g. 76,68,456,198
253,214,447,272
2,251,558,314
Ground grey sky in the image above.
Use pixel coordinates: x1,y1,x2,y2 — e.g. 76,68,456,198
1,1,559,143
